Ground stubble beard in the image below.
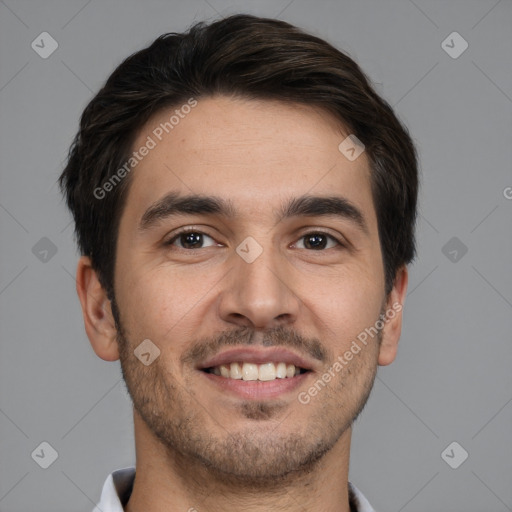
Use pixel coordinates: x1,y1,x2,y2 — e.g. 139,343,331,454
113,301,379,488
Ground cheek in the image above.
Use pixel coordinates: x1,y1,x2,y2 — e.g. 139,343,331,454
297,268,383,353
115,263,219,346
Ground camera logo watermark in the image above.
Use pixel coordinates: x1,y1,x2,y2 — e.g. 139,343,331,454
31,32,58,59
441,236,468,263
441,32,468,59
134,339,161,366
441,441,468,469
31,441,59,469
338,134,365,161
32,237,58,263
236,236,264,263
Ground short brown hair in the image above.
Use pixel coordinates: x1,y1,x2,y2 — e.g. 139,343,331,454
59,14,418,297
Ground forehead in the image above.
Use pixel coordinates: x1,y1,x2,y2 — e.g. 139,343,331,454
124,96,375,225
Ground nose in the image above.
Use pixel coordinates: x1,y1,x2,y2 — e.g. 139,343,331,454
218,244,300,330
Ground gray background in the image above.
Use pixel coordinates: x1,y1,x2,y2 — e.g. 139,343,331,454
0,0,511,511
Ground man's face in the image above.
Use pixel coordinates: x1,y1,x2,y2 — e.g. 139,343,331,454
112,96,393,483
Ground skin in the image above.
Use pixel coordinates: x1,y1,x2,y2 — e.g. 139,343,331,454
76,96,408,512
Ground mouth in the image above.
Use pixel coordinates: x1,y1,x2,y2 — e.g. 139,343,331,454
203,361,309,381
197,347,315,400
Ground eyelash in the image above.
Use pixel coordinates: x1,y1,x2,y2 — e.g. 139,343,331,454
164,228,344,250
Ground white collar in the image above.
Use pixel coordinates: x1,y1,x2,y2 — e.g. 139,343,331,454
93,466,376,512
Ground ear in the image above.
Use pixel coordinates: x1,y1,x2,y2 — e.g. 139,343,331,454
76,256,120,361
378,265,408,366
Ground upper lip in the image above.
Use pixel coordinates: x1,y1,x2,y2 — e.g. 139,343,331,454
197,347,316,371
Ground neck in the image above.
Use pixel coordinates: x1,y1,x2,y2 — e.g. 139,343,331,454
125,411,354,512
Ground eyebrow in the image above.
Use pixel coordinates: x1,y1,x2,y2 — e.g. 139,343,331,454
138,192,368,234
139,192,236,231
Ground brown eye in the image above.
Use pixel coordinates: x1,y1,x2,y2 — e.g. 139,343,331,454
296,232,340,250
166,231,217,249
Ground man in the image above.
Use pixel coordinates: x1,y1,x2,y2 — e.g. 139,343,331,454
59,14,417,512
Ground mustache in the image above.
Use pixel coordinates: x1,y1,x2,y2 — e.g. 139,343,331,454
181,325,328,366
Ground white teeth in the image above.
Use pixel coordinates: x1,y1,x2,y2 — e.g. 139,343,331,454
230,362,243,379
258,362,276,381
276,362,287,379
209,362,303,381
242,363,258,381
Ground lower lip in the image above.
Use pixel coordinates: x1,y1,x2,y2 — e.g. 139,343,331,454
200,371,311,400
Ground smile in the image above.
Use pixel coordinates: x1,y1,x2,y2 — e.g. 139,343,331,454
204,362,309,381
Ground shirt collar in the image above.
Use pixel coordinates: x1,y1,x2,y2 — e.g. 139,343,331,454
93,467,376,512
